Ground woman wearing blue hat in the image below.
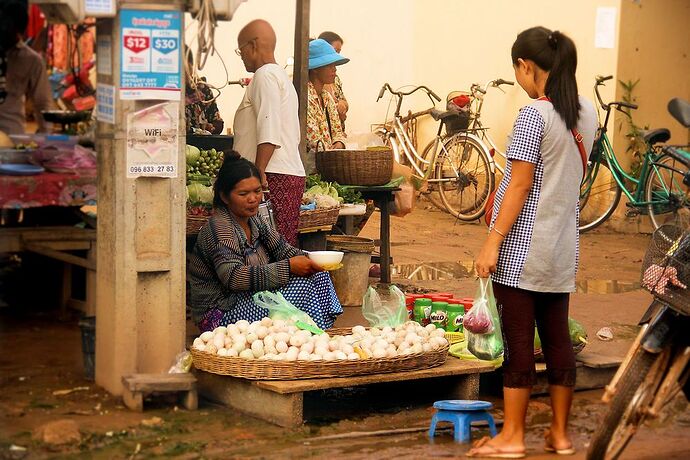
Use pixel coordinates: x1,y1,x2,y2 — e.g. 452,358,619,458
306,39,350,156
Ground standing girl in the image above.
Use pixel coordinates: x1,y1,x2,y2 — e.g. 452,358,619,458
469,27,597,458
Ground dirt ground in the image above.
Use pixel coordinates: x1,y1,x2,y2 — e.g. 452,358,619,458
1,203,689,459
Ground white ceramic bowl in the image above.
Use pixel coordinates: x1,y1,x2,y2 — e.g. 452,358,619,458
306,250,344,268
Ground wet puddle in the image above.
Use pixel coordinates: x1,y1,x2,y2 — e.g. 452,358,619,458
393,261,642,294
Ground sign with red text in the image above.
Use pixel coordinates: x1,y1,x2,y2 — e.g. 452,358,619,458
120,10,181,100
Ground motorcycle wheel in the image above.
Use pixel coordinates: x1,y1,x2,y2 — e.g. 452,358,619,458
587,348,668,460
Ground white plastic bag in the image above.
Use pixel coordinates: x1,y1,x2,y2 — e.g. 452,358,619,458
362,285,408,327
464,278,504,361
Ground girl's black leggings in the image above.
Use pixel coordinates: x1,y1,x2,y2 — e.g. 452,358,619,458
493,282,576,388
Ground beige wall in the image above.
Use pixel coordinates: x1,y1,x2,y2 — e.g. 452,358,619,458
188,0,621,155
615,0,690,158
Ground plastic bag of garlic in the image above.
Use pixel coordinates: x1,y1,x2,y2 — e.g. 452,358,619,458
191,318,449,361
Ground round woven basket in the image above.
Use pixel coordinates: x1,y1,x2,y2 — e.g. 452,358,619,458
191,344,449,380
315,148,393,186
298,207,340,230
186,209,212,235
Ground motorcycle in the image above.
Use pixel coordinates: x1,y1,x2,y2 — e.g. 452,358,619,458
586,223,690,459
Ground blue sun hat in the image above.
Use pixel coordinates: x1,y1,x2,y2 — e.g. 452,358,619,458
308,39,349,70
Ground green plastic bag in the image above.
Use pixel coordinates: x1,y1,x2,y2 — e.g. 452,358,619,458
252,291,318,328
362,285,408,327
466,278,504,361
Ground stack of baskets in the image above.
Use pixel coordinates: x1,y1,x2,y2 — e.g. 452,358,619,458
315,148,393,186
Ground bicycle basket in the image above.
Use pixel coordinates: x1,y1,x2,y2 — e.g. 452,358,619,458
443,110,471,135
641,224,690,314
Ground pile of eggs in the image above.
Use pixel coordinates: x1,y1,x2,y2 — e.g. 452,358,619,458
192,318,448,361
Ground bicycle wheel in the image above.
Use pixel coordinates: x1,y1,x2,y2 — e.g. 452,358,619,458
435,133,494,221
586,347,668,460
579,160,622,233
644,153,690,230
420,138,449,211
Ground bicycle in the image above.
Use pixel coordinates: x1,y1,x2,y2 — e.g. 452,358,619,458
375,83,494,221
419,78,514,217
579,75,690,232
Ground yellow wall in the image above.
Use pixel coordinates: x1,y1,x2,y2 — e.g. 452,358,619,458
615,0,690,157
187,0,621,154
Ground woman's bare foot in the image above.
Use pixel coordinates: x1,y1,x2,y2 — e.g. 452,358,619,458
466,433,526,458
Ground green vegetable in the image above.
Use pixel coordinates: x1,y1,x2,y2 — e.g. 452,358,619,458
305,174,364,204
187,182,214,204
186,145,200,166
534,317,588,350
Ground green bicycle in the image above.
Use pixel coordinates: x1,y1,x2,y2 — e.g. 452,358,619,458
579,75,690,232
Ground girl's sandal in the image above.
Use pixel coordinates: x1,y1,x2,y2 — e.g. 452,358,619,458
465,444,526,459
544,431,576,455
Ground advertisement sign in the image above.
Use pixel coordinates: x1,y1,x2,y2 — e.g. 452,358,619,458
120,9,181,100
126,102,179,178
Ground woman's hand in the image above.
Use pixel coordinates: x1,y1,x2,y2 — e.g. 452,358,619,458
289,256,324,277
475,238,500,278
337,100,348,121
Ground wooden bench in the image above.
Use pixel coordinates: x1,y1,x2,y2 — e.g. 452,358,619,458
122,373,198,412
196,358,494,427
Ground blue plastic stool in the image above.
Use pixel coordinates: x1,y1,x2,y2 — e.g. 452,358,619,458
428,400,497,443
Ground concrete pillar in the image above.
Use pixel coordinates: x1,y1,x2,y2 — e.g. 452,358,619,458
95,2,186,395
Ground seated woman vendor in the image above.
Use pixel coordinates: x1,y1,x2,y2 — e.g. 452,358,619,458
188,154,343,331
306,38,350,153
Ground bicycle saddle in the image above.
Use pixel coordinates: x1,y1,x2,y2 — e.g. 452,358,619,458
430,108,460,121
668,98,690,128
642,128,671,146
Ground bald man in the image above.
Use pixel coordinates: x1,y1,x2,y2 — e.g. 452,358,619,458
232,19,305,246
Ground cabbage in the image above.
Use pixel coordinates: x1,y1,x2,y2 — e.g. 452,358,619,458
187,182,213,204
186,144,200,166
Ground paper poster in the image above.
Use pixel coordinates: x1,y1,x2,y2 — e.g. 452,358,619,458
595,7,617,49
85,0,116,17
126,102,179,178
96,83,115,124
119,9,181,100
96,36,112,75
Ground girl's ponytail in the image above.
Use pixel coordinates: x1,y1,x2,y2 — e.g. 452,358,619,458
511,27,580,130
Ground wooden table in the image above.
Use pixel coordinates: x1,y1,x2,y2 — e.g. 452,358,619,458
345,186,400,284
196,358,494,428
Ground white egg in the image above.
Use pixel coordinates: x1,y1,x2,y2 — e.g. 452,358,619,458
372,348,387,359
405,333,418,344
352,325,366,335
276,341,289,353
236,320,250,332
250,320,261,329
394,337,404,347
234,334,247,346
251,340,265,357
276,332,290,344
226,324,239,336
217,348,228,357
192,337,205,349
432,329,446,338
287,346,300,355
412,343,424,354
260,317,273,327
309,354,322,361
232,341,246,353
297,350,311,360
226,348,239,357
402,348,415,355
334,351,347,360
375,339,388,349
370,327,381,336
300,342,314,354
387,348,398,358
347,353,360,360
273,319,287,329
265,345,278,355
246,332,258,344
298,330,312,340
419,329,430,338
256,326,269,340
285,348,299,361
315,346,329,356
205,343,218,354
213,334,225,349
213,326,228,336
425,323,437,332
422,343,432,353
341,344,354,355
322,351,335,360
200,331,214,342
262,353,275,360
328,340,340,352
274,353,287,361
289,335,304,347
263,335,276,349
224,336,233,348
